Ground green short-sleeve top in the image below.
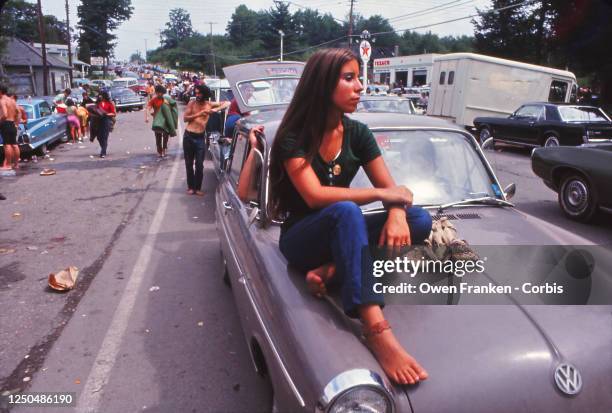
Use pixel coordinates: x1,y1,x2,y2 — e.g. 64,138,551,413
277,116,381,231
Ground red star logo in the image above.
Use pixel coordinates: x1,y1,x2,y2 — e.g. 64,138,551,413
361,45,370,57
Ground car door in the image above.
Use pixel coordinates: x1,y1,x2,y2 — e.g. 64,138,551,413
506,104,543,145
29,102,56,147
216,128,267,346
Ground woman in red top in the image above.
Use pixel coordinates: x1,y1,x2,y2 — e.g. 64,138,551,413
96,91,116,158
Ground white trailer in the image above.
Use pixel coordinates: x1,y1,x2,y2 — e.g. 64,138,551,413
427,53,577,128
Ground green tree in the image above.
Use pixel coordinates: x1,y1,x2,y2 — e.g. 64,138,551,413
77,0,133,67
161,8,195,49
262,1,296,58
472,0,538,62
1,0,67,44
226,5,262,46
77,41,91,64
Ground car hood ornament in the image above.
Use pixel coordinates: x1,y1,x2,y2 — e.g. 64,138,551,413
554,363,582,396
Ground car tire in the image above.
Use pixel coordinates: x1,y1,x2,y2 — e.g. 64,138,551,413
478,127,492,146
34,143,48,157
558,173,597,222
544,135,560,147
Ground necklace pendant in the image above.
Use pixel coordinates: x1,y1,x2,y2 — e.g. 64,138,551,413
332,164,341,176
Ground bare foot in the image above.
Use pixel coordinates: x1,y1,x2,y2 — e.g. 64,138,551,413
187,189,195,195
305,263,335,297
365,328,428,385
194,190,204,196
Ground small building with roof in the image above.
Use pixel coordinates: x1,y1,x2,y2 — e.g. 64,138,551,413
0,37,72,97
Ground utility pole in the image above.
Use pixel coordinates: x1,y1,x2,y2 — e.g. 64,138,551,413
144,39,148,63
278,30,284,61
348,0,355,42
204,22,217,77
36,0,49,95
65,0,74,85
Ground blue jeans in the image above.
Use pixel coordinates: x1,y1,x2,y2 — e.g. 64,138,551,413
224,114,241,138
183,131,206,191
279,202,432,318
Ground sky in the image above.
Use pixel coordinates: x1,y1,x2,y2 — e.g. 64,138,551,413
38,0,491,60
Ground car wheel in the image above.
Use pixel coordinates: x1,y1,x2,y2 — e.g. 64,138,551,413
544,135,560,147
478,127,492,146
34,143,48,157
558,173,597,222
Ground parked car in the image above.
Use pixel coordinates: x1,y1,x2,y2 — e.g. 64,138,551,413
73,78,91,87
9,98,68,156
356,95,416,115
112,77,140,92
474,103,612,147
531,143,612,222
212,61,612,413
90,79,113,90
109,87,145,111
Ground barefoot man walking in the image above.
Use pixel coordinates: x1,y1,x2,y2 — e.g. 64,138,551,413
182,84,229,195
0,84,20,172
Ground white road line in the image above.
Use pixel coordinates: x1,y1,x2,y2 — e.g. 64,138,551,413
75,121,184,413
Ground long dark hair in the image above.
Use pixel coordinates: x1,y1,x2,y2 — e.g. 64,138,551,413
269,48,358,217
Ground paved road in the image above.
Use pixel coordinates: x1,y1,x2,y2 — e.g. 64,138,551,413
1,111,609,412
1,110,271,412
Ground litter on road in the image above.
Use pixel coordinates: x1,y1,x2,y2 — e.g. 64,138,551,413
48,266,79,291
40,168,57,176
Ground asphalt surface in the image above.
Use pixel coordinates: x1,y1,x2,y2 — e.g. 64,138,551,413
0,110,609,413
0,109,271,413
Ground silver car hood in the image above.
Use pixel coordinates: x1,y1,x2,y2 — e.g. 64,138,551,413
260,207,610,411
388,305,612,413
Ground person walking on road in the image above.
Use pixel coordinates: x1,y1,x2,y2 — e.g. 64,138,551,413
95,91,116,158
182,84,229,195
146,85,178,159
0,84,21,173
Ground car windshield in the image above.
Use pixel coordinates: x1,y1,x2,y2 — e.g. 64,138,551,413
356,99,415,114
113,80,128,88
558,106,610,122
351,130,499,208
236,78,299,107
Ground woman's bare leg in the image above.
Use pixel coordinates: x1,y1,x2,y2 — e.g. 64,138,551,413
305,263,335,297
360,304,428,385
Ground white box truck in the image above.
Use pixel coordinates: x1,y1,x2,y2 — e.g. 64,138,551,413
427,53,577,129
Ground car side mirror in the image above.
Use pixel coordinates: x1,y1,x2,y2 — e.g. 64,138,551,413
243,148,264,204
503,183,516,200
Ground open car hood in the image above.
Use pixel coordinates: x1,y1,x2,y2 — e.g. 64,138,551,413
223,60,304,113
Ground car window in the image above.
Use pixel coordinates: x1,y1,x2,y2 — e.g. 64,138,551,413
515,105,543,119
236,78,299,108
439,71,446,85
21,105,34,119
549,80,569,103
39,102,52,117
229,132,249,185
448,71,455,85
558,106,611,122
352,130,497,208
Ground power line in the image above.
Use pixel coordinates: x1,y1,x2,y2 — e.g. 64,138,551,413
388,0,465,22
372,0,536,36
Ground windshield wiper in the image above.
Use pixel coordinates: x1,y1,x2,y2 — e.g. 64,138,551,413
437,196,514,213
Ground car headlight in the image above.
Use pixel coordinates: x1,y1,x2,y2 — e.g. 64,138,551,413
318,370,393,413
328,386,391,413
